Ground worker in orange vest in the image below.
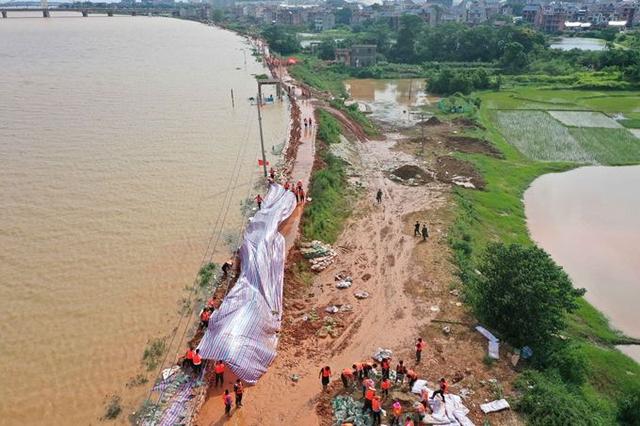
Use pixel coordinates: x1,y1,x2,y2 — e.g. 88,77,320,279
431,377,448,402
214,360,225,387
182,345,194,370
200,308,211,329
354,362,364,380
362,377,375,398
233,379,244,407
381,357,391,379
371,395,382,425
391,400,402,426
255,194,263,210
406,369,418,389
415,337,426,363
192,349,203,377
223,389,233,416
341,366,354,389
319,366,332,391
362,386,376,413
381,377,391,398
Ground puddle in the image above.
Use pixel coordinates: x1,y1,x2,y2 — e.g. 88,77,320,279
345,79,439,126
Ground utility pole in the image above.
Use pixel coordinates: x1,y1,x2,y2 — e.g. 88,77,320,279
410,111,427,155
256,86,268,178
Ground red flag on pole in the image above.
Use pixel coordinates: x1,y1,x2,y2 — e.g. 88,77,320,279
258,159,270,167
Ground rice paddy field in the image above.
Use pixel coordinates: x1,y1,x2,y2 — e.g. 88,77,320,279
486,88,640,165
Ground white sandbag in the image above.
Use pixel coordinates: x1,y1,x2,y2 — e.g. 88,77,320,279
480,398,510,414
411,379,429,394
475,325,499,342
488,341,500,360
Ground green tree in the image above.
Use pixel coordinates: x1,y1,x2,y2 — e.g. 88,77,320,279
500,41,528,71
473,243,584,351
392,14,423,63
261,25,300,55
317,39,337,60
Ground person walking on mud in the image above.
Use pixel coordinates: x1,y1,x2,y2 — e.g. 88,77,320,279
415,337,426,363
255,194,263,210
223,389,233,417
304,118,308,130
421,224,429,241
414,221,421,237
233,379,244,408
319,365,332,391
376,189,383,204
214,360,225,387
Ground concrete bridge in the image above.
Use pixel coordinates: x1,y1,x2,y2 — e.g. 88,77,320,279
1,2,179,18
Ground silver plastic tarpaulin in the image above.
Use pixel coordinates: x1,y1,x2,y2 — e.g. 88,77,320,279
197,183,296,383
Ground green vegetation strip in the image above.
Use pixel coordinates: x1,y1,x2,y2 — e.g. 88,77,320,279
447,88,640,425
301,114,350,244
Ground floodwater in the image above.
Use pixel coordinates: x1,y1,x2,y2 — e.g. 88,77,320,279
550,37,606,51
0,16,288,425
525,166,640,362
345,79,437,125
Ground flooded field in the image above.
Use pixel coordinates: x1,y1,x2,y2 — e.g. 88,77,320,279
525,166,640,362
345,79,438,125
550,37,606,51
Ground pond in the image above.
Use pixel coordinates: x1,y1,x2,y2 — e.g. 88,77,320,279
525,165,640,362
550,37,607,51
345,78,438,126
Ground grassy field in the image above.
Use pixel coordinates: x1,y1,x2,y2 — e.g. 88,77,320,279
447,87,640,424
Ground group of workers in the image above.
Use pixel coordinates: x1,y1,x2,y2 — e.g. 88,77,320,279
321,338,449,426
259,168,307,208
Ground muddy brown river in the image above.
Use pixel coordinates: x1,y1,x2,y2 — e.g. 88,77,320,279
0,16,288,424
525,166,640,362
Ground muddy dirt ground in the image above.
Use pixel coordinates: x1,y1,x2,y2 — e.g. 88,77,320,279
195,112,521,426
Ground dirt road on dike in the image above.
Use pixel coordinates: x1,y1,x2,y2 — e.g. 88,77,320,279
194,86,520,426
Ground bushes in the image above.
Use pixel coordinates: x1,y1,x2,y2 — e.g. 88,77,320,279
428,68,497,95
515,370,607,426
471,243,585,351
618,390,640,425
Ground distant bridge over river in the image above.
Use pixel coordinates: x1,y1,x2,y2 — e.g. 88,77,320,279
1,0,179,18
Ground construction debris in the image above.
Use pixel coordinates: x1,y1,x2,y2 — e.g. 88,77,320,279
354,291,369,299
335,278,352,289
372,348,393,362
476,325,500,360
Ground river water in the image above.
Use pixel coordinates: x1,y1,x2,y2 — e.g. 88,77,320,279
525,166,640,362
550,37,606,51
0,16,288,425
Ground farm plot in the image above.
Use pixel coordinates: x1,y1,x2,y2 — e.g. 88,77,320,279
495,110,595,163
569,128,640,164
549,111,622,128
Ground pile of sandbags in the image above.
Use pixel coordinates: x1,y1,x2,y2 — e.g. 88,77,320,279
332,396,370,426
300,240,337,272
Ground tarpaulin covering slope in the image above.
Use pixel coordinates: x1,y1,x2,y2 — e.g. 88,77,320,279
197,184,296,383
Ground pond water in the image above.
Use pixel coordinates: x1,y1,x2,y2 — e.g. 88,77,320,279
550,37,607,51
345,79,438,126
525,166,640,362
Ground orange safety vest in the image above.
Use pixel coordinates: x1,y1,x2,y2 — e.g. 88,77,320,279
192,354,202,366
215,363,225,374
381,380,391,390
416,341,425,351
322,368,331,377
372,398,381,412
355,363,363,371
342,368,353,377
392,404,402,416
185,350,194,360
223,394,232,405
365,388,375,400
